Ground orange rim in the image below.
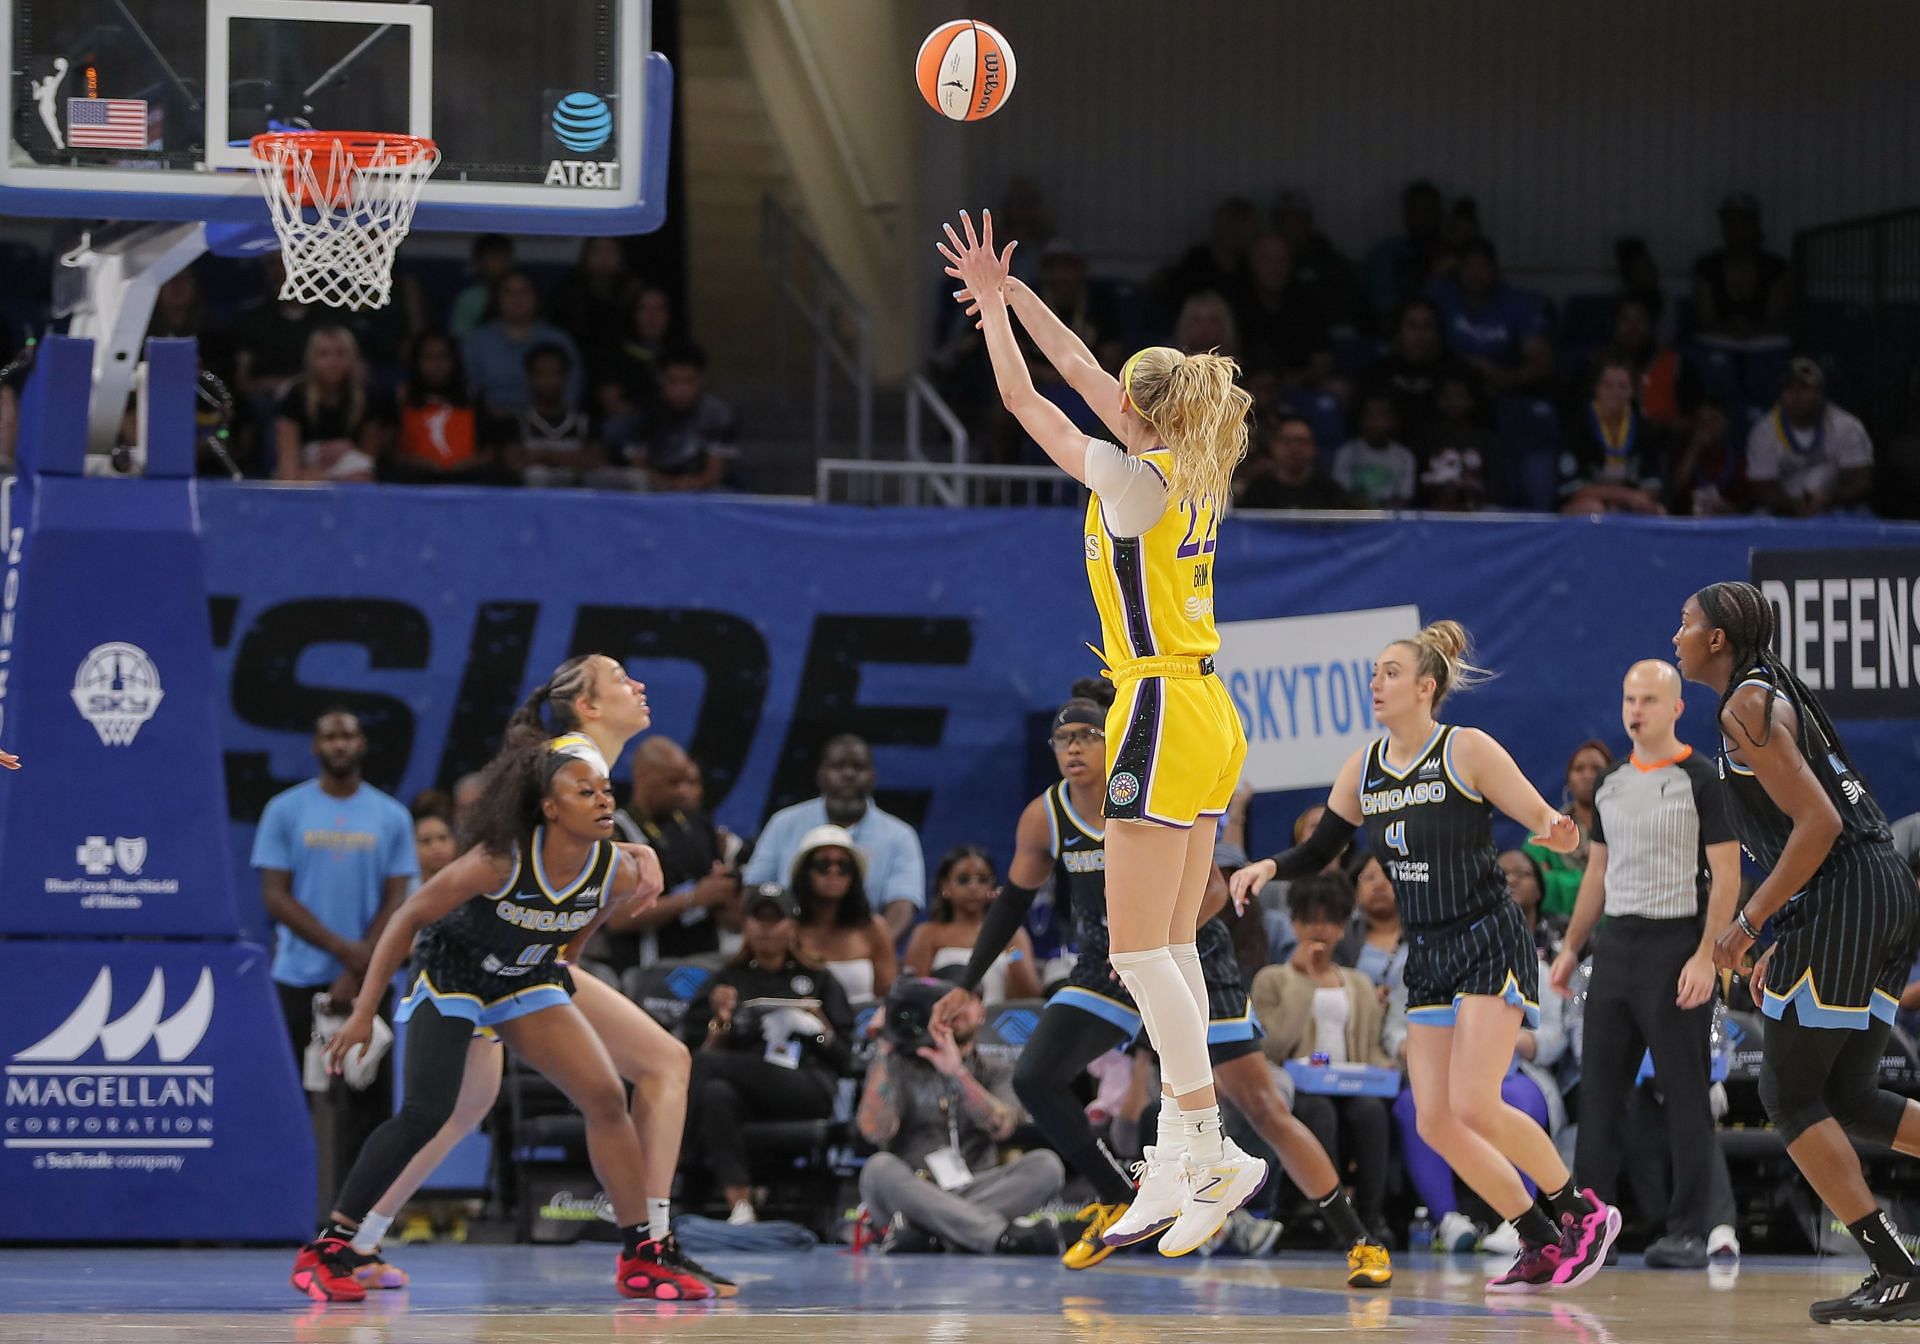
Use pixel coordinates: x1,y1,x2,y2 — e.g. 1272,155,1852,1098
250,131,439,207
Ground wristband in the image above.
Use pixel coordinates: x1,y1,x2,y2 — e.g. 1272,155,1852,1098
1735,909,1759,940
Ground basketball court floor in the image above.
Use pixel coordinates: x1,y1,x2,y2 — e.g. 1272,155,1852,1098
0,1246,1875,1342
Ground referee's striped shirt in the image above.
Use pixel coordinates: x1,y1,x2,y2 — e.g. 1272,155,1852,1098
1590,746,1734,920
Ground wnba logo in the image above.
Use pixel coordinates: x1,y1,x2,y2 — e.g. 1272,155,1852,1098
551,93,613,154
71,642,163,746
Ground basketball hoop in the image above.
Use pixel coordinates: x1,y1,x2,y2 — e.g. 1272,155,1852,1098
249,131,441,312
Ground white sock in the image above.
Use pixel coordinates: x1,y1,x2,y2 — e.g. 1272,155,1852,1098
1109,947,1211,1096
1155,1095,1183,1157
1168,942,1207,1017
351,1211,392,1255
1180,1103,1226,1165
647,1197,671,1243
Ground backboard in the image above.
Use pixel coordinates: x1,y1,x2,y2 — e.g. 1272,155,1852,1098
3,0,670,234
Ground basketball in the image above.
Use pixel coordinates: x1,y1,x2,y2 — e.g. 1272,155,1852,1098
916,20,1017,121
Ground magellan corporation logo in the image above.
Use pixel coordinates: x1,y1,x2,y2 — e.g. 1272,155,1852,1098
4,967,216,1171
51,835,176,908
71,642,162,746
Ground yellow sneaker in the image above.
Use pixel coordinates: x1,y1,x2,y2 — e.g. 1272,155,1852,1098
1062,1203,1129,1270
1347,1239,1393,1289
398,1214,434,1245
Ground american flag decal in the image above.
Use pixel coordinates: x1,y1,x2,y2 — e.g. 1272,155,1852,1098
67,98,148,149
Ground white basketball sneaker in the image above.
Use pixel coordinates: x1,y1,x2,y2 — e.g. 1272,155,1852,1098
1100,1148,1190,1247
1159,1139,1269,1258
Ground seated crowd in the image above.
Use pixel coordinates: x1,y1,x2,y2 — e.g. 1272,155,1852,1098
393,726,1920,1257
930,178,1915,519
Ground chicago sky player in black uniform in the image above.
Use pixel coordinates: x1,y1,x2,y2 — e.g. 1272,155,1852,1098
935,685,1392,1287
291,734,669,1302
1233,621,1621,1294
1678,582,1920,1325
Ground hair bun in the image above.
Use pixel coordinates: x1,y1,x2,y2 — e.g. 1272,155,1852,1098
1420,619,1470,661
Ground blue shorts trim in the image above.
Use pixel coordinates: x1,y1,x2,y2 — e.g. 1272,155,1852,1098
1405,973,1542,1031
1761,973,1900,1030
397,971,571,1029
1206,1006,1263,1044
1054,987,1143,1037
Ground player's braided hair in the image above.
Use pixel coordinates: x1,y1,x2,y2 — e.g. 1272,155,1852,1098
1695,580,1863,783
505,656,598,747
462,735,575,860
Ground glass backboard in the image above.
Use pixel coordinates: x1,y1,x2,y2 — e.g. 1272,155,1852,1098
4,0,669,234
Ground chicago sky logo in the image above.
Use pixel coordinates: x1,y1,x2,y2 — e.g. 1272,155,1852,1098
5,967,216,1162
71,642,163,746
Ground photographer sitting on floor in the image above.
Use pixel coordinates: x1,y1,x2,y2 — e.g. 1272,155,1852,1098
856,979,1075,1254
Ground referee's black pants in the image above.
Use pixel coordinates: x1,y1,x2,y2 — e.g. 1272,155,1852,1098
1573,915,1716,1240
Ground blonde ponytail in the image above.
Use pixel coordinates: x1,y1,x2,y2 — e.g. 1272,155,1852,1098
1399,619,1494,710
1121,346,1251,506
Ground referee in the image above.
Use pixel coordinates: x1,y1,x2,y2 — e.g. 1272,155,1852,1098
1548,660,1740,1268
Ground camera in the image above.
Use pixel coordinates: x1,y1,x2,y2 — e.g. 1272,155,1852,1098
882,977,949,1054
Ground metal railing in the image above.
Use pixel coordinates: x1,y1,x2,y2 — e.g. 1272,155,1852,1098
763,195,873,460
816,459,1084,509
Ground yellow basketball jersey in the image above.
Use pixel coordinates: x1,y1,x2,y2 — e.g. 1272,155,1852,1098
1082,447,1223,661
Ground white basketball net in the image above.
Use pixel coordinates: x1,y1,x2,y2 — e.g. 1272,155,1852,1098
250,134,441,311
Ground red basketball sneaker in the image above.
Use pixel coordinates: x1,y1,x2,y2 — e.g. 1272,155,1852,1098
617,1238,716,1300
290,1237,370,1302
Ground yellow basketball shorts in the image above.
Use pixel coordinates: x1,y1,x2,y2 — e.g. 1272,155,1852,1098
1103,670,1246,828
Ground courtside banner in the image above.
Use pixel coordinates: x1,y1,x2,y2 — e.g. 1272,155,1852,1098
1750,548,1920,719
1218,606,1423,790
0,940,314,1241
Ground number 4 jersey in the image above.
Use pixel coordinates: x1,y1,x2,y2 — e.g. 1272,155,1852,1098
1358,724,1508,931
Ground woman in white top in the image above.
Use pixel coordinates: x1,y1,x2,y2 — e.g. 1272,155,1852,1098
904,846,1043,1006
789,824,896,1008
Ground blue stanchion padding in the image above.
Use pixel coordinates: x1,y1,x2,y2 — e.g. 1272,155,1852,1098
0,939,314,1242
0,336,239,936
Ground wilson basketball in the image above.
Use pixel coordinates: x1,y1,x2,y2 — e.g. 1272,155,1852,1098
916,20,1017,121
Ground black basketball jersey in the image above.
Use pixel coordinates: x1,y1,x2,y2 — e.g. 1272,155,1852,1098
1358,725,1507,931
1717,676,1893,870
423,827,618,979
1048,781,1111,946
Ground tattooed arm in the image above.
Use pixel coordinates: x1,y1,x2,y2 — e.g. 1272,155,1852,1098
855,1047,904,1147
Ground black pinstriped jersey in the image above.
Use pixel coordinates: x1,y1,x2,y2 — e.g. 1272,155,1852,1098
419,827,618,980
1717,676,1892,870
1047,781,1110,948
1357,725,1507,931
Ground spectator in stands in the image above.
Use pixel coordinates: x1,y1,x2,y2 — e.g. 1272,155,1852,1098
1690,193,1793,345
1425,237,1554,396
903,846,1042,1005
462,270,582,415
1881,355,1920,521
1363,180,1447,323
1614,237,1669,334
1559,357,1667,515
147,268,206,343
595,284,680,436
1416,371,1498,511
856,981,1069,1255
679,886,855,1225
1745,357,1874,516
386,332,510,485
1250,873,1396,1247
273,326,390,483
1333,390,1418,509
1160,197,1261,310
743,734,926,940
597,737,737,975
252,709,414,1205
509,343,610,488
448,234,514,341
1665,397,1749,516
1231,234,1334,387
1271,190,1361,331
1525,742,1610,925
554,237,642,383
1172,290,1240,358
450,771,484,841
790,824,898,1010
1363,298,1468,448
1390,846,1572,1254
628,344,737,492
996,176,1055,287
1260,804,1342,966
1333,856,1405,997
1604,296,1693,431
235,254,323,429
1237,413,1354,511
408,791,456,889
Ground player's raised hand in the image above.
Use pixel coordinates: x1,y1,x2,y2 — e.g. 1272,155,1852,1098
1227,858,1276,915
936,209,1017,304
